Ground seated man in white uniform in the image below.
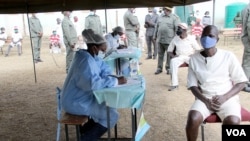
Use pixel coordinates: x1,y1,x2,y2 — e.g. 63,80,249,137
0,27,7,53
5,27,22,56
167,23,201,91
104,26,130,76
185,25,247,141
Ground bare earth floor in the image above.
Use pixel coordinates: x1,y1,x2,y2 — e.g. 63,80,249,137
0,35,250,141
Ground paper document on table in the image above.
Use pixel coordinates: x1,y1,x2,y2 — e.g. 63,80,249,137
115,77,141,87
135,112,150,141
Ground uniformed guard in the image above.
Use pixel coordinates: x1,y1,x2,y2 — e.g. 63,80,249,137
153,6,180,75
145,7,159,59
85,10,103,36
62,11,77,73
123,8,140,47
29,13,43,63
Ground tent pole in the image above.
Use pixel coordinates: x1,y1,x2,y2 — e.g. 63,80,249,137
213,0,215,25
26,4,37,83
104,0,108,33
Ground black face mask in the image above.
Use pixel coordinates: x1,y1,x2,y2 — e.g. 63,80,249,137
176,27,184,36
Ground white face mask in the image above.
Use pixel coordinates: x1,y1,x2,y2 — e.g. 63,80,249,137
89,12,94,15
114,34,120,40
149,12,153,16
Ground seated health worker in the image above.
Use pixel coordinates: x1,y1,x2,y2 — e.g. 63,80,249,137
185,25,247,141
104,26,130,76
61,29,127,141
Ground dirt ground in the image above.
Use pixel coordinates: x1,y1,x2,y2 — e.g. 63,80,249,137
0,35,250,141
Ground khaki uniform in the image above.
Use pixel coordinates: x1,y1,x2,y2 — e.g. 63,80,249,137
62,16,77,73
29,16,43,60
145,13,159,58
123,10,140,47
85,15,103,36
241,4,250,80
153,13,180,72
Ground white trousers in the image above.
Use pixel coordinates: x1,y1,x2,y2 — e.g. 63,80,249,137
170,55,190,86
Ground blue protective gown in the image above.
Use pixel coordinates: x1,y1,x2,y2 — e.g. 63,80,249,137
61,49,119,128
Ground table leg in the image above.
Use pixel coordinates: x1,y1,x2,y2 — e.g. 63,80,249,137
131,108,137,141
106,105,111,141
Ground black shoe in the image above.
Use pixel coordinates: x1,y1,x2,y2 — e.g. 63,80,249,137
139,62,142,65
154,70,162,75
168,86,178,91
37,58,43,62
80,118,96,134
153,56,156,59
5,54,8,57
146,56,152,59
243,86,250,92
81,122,107,141
166,69,170,75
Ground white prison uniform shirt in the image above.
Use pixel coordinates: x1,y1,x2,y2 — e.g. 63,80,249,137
187,49,248,120
74,21,82,37
10,32,22,46
55,23,65,48
0,33,7,46
168,35,201,57
167,35,200,86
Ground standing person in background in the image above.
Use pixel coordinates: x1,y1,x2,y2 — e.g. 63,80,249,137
55,18,66,53
29,13,43,63
202,11,211,27
73,16,82,38
153,6,180,75
144,7,159,59
62,11,78,73
241,2,250,92
191,18,203,44
85,10,103,36
195,10,201,20
233,11,242,28
0,27,7,53
123,8,140,47
187,12,196,28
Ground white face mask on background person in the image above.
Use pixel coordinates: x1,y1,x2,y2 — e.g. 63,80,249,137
114,34,120,40
89,12,94,15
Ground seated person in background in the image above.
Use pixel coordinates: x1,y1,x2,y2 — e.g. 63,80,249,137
191,19,203,43
105,26,130,76
49,30,61,53
185,25,247,141
105,26,127,52
0,27,7,50
61,29,127,141
5,26,22,56
167,23,200,91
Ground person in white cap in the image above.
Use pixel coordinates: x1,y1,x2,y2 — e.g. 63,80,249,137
5,26,22,57
167,23,201,91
